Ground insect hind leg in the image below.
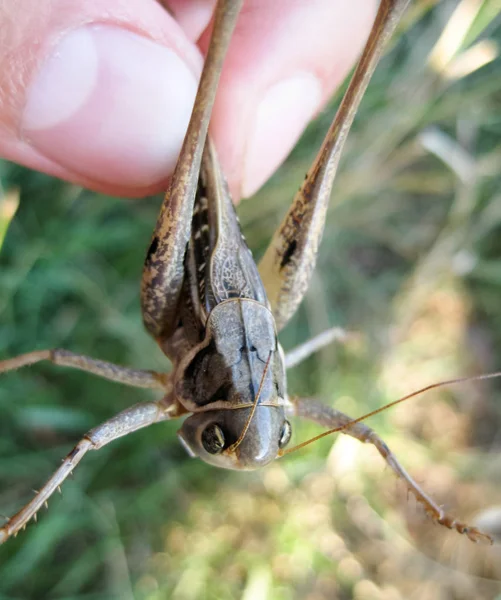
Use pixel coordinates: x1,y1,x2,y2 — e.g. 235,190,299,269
259,0,411,332
140,0,243,339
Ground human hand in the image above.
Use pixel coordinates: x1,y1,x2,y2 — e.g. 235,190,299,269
0,0,376,200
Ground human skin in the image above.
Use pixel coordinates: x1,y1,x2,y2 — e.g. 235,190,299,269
0,0,377,200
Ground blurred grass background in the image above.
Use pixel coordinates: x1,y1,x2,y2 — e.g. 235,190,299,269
1,0,501,598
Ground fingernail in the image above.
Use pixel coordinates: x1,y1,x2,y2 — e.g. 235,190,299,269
22,25,198,189
242,74,322,198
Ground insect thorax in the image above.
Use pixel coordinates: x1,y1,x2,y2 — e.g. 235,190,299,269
175,299,286,413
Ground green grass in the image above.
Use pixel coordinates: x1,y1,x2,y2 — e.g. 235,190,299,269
1,2,501,598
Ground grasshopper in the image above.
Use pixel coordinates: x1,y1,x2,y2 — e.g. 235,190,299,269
0,0,495,545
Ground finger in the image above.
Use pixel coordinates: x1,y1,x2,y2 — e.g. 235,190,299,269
164,0,217,41
0,0,202,197
200,0,379,199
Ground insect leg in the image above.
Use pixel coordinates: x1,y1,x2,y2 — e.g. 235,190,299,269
259,0,410,331
0,349,170,390
141,0,243,340
0,400,176,544
290,397,493,544
284,326,351,369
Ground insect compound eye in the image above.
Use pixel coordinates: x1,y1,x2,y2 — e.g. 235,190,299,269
278,420,292,449
201,423,226,454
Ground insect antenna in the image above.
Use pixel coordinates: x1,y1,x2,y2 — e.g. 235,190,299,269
227,353,273,453
279,371,501,457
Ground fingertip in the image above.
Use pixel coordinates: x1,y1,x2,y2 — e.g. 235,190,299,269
0,0,203,196
165,0,217,41
22,25,198,191
241,73,323,198
207,0,378,199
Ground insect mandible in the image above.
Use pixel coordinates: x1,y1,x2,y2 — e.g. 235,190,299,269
0,0,496,545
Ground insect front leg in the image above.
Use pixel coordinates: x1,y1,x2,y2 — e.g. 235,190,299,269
0,349,170,390
141,0,243,340
259,0,410,331
0,399,178,544
290,397,493,545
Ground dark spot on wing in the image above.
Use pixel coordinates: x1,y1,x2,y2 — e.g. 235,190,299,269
280,239,297,270
145,236,159,263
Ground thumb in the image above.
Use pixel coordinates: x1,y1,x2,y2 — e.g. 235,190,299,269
0,0,203,197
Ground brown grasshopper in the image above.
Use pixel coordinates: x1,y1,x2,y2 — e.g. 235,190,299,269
0,0,495,545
